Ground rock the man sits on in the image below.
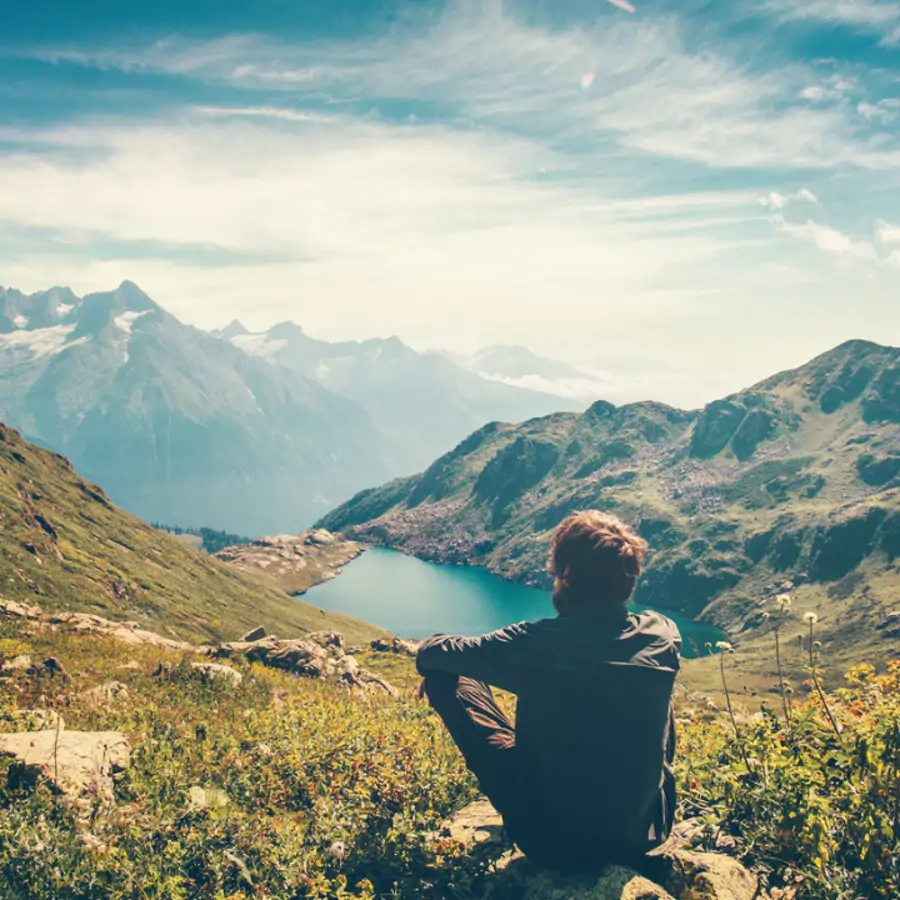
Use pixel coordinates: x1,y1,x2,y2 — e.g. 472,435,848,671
416,510,681,872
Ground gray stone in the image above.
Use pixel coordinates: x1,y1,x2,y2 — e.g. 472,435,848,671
81,681,130,706
190,662,243,687
0,729,130,800
439,801,758,900
240,625,267,643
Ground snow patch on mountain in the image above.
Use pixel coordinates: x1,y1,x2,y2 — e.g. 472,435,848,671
57,303,74,317
230,333,287,360
13,315,28,328
114,310,151,335
0,325,80,360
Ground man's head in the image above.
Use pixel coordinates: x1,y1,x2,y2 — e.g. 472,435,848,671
549,510,648,617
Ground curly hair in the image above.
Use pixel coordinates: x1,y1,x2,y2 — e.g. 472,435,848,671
548,510,648,616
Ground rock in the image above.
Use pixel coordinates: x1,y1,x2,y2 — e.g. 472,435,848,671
116,660,142,672
440,801,757,900
0,598,191,651
651,846,757,900
0,730,130,800
0,599,43,620
190,662,243,687
215,632,398,697
370,636,421,657
240,625,267,643
690,400,747,459
0,654,32,675
731,409,775,461
41,656,68,678
81,681,129,706
213,531,364,594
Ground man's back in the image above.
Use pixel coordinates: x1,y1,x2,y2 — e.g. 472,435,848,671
416,609,681,868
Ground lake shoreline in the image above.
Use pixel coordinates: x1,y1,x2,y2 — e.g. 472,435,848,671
302,546,727,659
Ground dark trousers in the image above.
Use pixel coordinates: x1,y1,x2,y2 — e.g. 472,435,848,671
424,672,519,820
424,671,676,872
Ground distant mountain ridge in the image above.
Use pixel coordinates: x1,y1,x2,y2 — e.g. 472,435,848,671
213,320,576,475
319,339,900,677
0,282,574,534
0,281,388,534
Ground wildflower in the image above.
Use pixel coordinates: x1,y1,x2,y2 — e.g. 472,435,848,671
775,594,792,610
329,841,347,861
803,612,818,625
716,641,734,653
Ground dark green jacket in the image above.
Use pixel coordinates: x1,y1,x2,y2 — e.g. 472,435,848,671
417,610,681,865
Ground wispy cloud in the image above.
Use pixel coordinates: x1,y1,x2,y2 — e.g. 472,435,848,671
2,0,900,382
21,2,900,172
775,216,877,260
759,189,819,211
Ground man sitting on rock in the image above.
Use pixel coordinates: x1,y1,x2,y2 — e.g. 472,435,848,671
416,510,680,873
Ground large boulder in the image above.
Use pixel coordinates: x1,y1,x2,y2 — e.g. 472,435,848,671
215,631,399,697
0,729,130,801
439,801,758,900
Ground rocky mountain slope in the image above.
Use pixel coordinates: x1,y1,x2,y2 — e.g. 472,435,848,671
0,282,389,534
216,321,574,473
319,339,900,673
0,422,384,644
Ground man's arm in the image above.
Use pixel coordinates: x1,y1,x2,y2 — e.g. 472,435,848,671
415,622,536,693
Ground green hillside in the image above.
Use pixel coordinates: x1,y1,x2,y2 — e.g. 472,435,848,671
319,340,900,682
0,423,385,645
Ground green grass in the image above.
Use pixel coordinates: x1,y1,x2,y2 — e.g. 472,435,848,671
0,424,386,647
1,605,898,899
0,620,481,899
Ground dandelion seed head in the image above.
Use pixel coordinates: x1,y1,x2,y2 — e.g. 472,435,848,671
329,841,347,861
716,641,734,652
775,594,792,609
803,612,818,624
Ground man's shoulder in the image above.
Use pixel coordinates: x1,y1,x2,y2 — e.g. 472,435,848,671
630,610,683,652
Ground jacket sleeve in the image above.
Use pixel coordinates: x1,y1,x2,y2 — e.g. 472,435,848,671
415,622,535,693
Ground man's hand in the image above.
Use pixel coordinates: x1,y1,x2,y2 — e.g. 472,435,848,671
417,677,427,702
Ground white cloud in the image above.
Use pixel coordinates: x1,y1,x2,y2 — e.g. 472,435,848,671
759,189,818,210
765,0,900,27
0,112,770,358
876,220,900,245
22,3,900,172
858,101,897,123
776,217,877,260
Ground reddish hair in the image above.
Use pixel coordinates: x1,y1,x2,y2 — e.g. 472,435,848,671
549,510,647,616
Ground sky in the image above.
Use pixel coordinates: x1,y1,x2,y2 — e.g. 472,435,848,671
2,0,900,403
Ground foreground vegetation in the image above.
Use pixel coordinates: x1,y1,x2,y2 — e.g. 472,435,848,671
0,600,898,899
679,603,900,900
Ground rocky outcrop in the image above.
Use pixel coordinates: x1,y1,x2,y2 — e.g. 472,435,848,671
0,729,130,801
440,800,758,900
0,598,191,650
190,662,243,687
213,529,364,594
0,597,400,698
213,631,399,697
369,636,420,657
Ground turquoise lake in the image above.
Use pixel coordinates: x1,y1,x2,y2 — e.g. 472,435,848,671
304,547,725,659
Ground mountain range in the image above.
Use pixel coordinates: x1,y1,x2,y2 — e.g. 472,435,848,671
213,322,576,473
0,282,569,534
319,339,900,679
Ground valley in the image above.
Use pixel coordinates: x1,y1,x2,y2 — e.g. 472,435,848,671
0,282,569,535
319,339,900,685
